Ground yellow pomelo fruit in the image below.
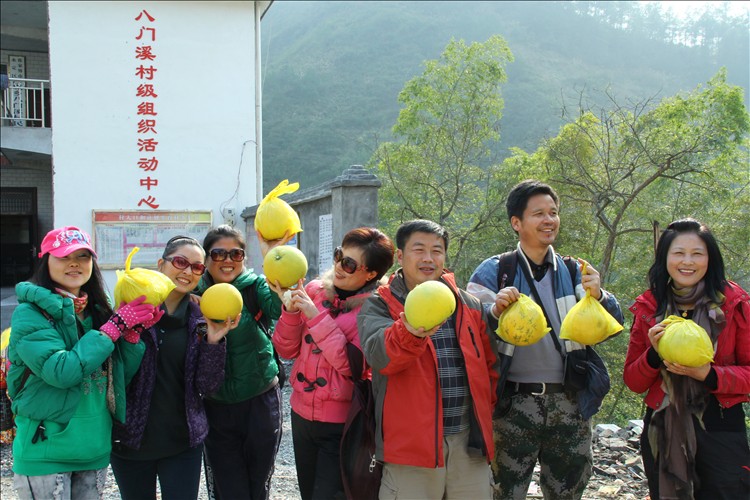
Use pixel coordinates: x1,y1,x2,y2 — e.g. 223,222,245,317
560,292,623,345
1,328,10,351
404,281,456,330
496,294,551,346
264,245,308,288
114,247,175,306
658,315,714,367
200,283,243,321
255,179,303,240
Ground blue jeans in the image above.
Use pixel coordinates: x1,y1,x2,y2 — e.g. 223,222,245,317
13,468,105,500
110,445,203,500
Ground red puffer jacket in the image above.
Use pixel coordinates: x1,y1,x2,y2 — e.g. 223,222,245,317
624,281,750,410
358,271,498,468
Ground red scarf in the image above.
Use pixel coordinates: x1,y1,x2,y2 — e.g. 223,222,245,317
54,288,88,314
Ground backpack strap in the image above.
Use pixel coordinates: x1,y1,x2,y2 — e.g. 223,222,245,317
497,250,578,292
344,343,365,381
240,282,271,336
561,256,578,288
496,250,518,291
240,282,286,388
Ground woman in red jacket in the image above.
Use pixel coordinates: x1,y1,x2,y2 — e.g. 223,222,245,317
624,218,750,499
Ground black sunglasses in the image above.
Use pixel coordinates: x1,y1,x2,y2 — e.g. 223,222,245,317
333,246,365,274
164,255,206,275
296,372,327,392
209,248,245,262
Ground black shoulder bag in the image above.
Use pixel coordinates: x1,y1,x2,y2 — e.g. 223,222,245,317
241,284,287,388
340,343,381,500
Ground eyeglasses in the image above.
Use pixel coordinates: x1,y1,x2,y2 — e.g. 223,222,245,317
333,246,365,274
296,372,327,392
304,334,322,354
164,255,206,275
209,248,245,262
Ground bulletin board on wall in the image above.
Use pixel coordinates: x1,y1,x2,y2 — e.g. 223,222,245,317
92,210,212,269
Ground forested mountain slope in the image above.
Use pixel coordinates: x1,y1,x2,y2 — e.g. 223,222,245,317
260,1,748,191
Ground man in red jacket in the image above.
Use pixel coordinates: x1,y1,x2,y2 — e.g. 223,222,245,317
358,219,498,499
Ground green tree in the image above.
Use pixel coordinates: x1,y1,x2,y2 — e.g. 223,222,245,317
370,35,514,275
504,69,750,424
512,69,749,288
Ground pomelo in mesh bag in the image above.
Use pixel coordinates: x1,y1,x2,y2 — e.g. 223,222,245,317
496,294,550,346
404,281,456,330
560,290,623,345
114,247,175,306
255,180,303,240
200,283,243,321
658,315,714,367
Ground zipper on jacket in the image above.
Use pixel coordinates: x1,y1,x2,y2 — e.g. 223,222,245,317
434,374,440,467
468,326,480,358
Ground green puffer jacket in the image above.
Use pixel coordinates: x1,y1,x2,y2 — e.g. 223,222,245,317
197,269,281,403
7,282,145,475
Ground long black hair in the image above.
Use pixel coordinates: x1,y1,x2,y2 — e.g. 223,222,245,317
30,253,113,328
648,218,726,317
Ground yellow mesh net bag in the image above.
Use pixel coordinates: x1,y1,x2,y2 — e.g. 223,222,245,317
496,294,551,346
559,290,623,345
114,247,175,306
254,180,303,240
658,315,714,367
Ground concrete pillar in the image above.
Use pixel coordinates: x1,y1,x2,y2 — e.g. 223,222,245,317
242,165,381,279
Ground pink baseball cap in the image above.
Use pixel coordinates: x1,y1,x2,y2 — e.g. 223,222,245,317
39,226,97,259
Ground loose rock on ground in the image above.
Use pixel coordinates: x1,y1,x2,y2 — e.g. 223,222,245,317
1,377,648,499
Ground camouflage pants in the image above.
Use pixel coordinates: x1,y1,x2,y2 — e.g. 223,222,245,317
491,392,592,500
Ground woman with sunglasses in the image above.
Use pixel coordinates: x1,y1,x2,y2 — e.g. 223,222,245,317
270,227,394,500
110,235,238,499
8,226,154,499
197,224,292,500
624,219,750,499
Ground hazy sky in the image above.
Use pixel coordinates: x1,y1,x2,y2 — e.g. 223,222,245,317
650,1,749,19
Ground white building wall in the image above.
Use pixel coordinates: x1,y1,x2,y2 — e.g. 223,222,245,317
47,1,261,290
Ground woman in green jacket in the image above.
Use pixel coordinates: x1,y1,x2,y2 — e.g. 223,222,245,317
197,224,289,500
7,226,157,499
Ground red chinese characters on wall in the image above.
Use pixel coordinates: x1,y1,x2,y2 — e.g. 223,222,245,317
134,9,160,209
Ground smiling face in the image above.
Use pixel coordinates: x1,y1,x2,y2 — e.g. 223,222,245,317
158,244,205,296
397,231,446,291
666,232,709,289
206,236,245,284
333,245,377,292
48,250,93,296
512,193,559,255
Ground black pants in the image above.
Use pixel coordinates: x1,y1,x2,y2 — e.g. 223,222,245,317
203,384,282,500
110,445,203,500
641,407,750,500
291,410,346,500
